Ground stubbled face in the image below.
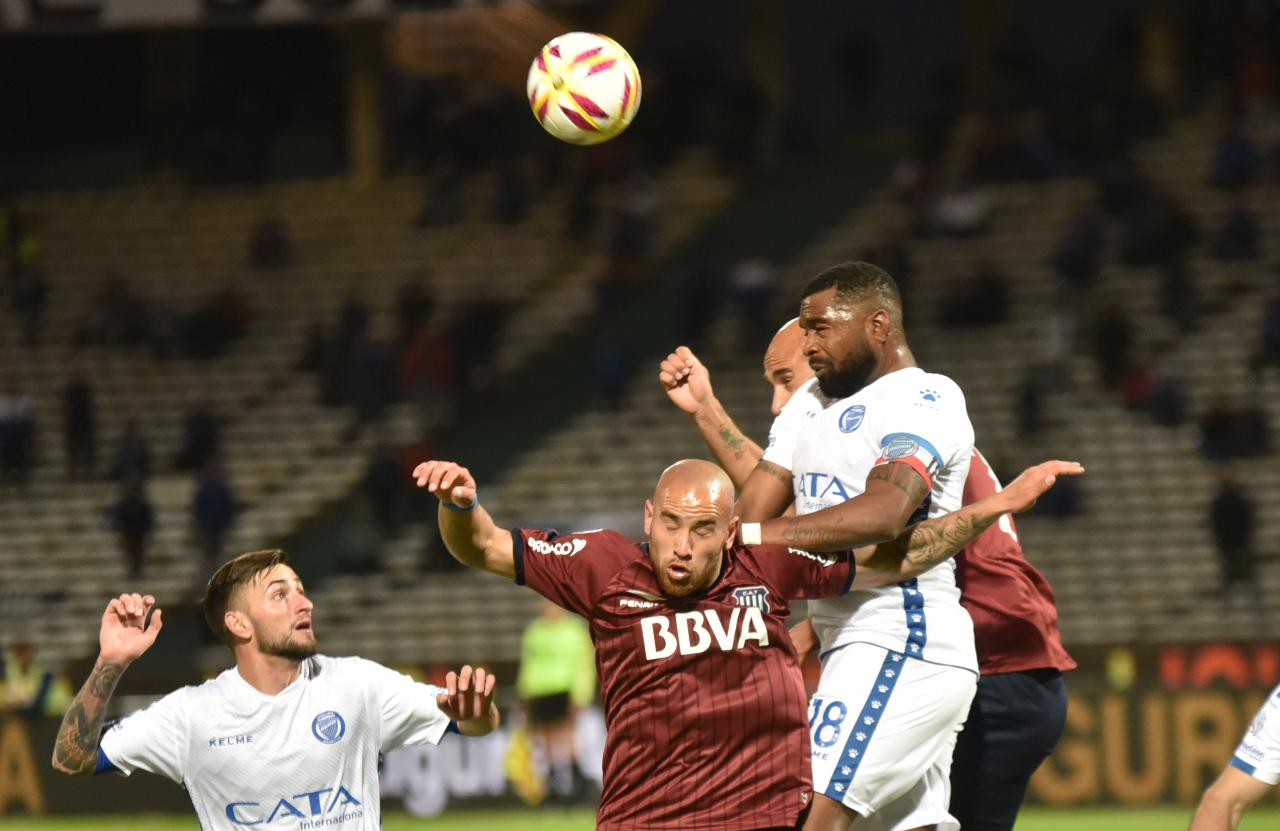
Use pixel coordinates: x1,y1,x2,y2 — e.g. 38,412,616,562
763,327,814,416
644,477,737,597
799,287,878,399
238,565,317,660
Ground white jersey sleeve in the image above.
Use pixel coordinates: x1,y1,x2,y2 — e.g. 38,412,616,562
865,377,973,493
762,379,822,470
98,687,190,783
1232,683,1280,785
360,659,452,750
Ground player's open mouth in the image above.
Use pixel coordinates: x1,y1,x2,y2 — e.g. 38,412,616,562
667,564,690,581
294,620,312,632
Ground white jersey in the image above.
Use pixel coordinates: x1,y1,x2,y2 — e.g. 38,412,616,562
98,655,451,830
785,368,977,671
1232,682,1280,785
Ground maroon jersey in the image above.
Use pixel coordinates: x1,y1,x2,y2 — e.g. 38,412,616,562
956,450,1076,675
513,527,855,831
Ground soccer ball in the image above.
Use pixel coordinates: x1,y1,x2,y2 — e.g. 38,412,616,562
526,32,641,145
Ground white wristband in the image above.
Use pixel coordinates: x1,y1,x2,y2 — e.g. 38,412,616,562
741,522,762,546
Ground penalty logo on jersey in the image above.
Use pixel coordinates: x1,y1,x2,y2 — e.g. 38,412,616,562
311,711,347,744
733,585,771,614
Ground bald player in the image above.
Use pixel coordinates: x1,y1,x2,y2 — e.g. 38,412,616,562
661,312,1075,831
412,455,1081,830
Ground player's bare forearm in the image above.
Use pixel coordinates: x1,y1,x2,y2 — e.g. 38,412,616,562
737,460,795,521
1189,768,1271,831
690,398,762,488
438,503,515,580
51,657,125,775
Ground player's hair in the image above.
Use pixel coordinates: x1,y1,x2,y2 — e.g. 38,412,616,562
202,549,289,648
801,261,903,322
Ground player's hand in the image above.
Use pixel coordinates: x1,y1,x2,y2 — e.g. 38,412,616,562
996,460,1085,515
659,346,715,415
99,593,163,666
436,665,499,736
412,460,477,510
788,618,817,663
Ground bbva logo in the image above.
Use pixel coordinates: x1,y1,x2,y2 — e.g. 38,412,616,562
640,607,769,660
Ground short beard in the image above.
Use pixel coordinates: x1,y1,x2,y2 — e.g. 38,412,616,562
258,629,318,661
816,352,877,399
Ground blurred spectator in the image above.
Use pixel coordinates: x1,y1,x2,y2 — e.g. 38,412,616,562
1211,197,1262,261
109,418,153,484
413,160,465,228
676,262,718,349
180,285,252,360
939,257,1010,328
73,276,152,348
1158,259,1198,334
9,265,47,349
1248,292,1280,380
175,402,222,472
861,224,914,307
1210,120,1260,190
1121,354,1155,412
494,163,529,225
2,640,72,718
730,257,779,348
337,291,370,353
517,600,596,804
395,278,435,346
248,210,294,270
110,481,154,578
1014,365,1048,437
1120,189,1198,267
1200,397,1271,461
594,339,629,413
446,296,511,393
1038,305,1076,392
0,383,36,489
1050,201,1105,291
364,434,403,539
193,459,239,577
63,372,96,478
608,170,659,268
344,336,396,438
929,183,992,238
1146,362,1189,427
1092,304,1135,390
1210,473,1259,597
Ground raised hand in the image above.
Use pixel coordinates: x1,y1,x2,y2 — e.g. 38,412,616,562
412,460,478,509
435,665,498,735
659,346,715,415
99,593,163,666
997,460,1085,515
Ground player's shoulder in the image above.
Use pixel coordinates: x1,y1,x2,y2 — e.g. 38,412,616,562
523,527,641,559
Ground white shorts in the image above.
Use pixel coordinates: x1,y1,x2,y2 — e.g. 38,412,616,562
809,643,977,829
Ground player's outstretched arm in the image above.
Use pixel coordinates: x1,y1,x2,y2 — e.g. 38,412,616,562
659,346,763,488
1189,766,1272,831
435,665,501,737
853,461,1085,587
52,593,163,775
413,460,515,580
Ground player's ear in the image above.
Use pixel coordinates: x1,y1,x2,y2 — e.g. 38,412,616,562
643,499,653,535
224,610,251,641
725,516,740,551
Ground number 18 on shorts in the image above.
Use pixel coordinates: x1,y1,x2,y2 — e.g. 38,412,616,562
808,643,976,825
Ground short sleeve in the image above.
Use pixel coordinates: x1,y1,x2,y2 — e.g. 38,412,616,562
97,688,189,783
1232,685,1280,785
761,380,819,470
870,379,974,491
736,543,855,601
360,659,451,750
513,528,637,616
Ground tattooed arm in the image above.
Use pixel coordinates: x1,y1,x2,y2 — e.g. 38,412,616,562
52,593,163,775
659,345,763,487
851,460,1085,588
751,461,930,551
